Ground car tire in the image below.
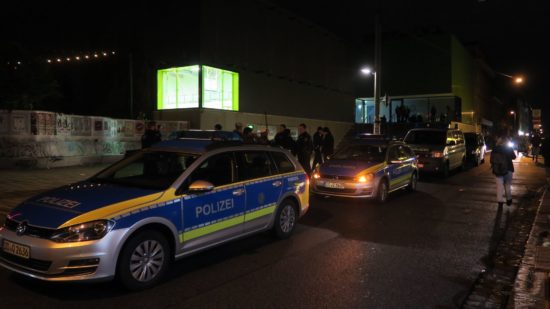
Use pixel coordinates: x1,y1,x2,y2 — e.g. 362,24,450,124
407,173,417,192
273,199,298,239
376,179,389,203
460,157,466,171
117,230,171,291
474,154,480,167
441,161,450,178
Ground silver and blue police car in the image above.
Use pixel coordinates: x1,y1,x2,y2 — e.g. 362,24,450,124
311,139,418,202
0,138,309,289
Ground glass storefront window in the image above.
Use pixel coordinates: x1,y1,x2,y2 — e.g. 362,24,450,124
157,65,239,111
157,65,200,110
203,66,239,111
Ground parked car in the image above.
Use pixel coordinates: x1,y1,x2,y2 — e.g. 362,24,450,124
311,138,418,203
0,138,309,290
404,128,466,177
464,132,486,166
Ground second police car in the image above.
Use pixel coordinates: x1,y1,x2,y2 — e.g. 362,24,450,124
311,138,418,202
0,138,309,290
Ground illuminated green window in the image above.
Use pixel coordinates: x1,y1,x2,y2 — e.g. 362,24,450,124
157,65,200,109
157,65,239,111
202,66,239,111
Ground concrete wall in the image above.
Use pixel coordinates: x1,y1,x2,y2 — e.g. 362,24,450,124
0,110,188,168
154,108,352,146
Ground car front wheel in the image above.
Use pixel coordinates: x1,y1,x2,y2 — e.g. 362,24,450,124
117,230,171,290
376,180,389,203
273,200,298,239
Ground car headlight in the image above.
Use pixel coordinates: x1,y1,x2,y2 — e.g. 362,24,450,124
51,220,115,243
356,174,373,183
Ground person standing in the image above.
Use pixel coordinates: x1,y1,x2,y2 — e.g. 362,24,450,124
214,124,222,130
242,127,257,144
141,121,162,148
531,133,542,163
322,127,334,161
272,124,295,152
312,127,324,170
296,123,313,174
233,122,243,138
490,135,516,207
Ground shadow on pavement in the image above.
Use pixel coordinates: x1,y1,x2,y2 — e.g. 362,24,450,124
303,190,447,249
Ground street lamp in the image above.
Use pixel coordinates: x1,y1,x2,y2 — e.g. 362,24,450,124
360,67,379,133
510,110,516,132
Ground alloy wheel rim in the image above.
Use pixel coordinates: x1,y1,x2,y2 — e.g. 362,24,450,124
381,183,387,201
130,240,165,282
280,205,296,233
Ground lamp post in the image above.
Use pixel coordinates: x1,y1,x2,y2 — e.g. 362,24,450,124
510,110,516,132
360,67,378,131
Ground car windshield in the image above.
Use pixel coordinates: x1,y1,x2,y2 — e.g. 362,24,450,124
332,144,386,162
404,131,446,145
91,151,200,190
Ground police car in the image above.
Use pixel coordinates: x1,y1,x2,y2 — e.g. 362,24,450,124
311,139,418,202
0,139,309,290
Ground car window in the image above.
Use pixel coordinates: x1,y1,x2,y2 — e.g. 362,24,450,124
270,151,295,174
236,151,275,181
92,151,197,190
399,145,414,159
404,130,446,145
455,131,464,144
185,152,235,188
333,144,386,162
388,147,399,161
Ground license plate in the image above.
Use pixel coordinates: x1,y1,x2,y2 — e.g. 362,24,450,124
418,163,424,168
2,240,30,259
324,182,344,189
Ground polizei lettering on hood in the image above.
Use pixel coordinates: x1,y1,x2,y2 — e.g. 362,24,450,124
196,198,234,218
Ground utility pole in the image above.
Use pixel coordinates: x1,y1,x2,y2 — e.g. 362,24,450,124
129,53,134,119
373,15,382,134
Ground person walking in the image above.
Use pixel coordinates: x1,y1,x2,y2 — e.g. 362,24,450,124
322,127,334,161
312,127,324,170
141,121,161,148
531,133,542,163
490,135,516,207
296,123,313,174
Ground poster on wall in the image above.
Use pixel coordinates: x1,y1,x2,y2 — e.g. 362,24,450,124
124,121,134,137
37,112,55,135
135,121,145,136
56,113,71,136
71,116,92,136
11,113,30,135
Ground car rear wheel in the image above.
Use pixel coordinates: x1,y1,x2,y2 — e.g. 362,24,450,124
376,180,389,203
117,230,170,290
441,161,450,178
407,173,417,192
273,199,298,239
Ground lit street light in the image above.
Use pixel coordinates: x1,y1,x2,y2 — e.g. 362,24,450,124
360,66,379,133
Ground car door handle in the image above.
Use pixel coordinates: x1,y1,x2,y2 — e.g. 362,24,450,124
232,189,245,196
272,180,283,187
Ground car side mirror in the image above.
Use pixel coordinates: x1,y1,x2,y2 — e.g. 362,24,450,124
188,180,215,193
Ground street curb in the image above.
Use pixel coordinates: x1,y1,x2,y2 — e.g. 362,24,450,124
510,177,550,308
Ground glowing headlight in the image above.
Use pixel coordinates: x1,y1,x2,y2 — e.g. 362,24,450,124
51,220,115,243
356,174,373,183
313,172,321,179
507,141,515,148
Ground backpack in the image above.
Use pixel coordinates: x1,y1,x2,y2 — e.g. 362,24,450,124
491,151,508,176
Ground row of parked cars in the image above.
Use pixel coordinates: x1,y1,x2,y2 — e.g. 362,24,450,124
0,128,486,289
311,127,487,202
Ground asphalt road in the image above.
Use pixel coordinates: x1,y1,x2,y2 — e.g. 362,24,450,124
0,155,546,309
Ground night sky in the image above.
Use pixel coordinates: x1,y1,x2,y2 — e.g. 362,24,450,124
2,0,548,124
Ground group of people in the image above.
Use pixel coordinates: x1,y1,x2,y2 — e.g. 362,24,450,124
224,122,334,174
393,103,453,124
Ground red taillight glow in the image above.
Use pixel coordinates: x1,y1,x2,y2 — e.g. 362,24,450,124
313,173,320,179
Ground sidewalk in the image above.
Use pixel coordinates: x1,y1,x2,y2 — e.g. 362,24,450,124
511,160,550,308
0,164,109,223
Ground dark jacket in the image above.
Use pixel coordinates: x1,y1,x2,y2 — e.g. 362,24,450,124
296,131,313,158
491,145,516,173
313,132,323,153
141,129,161,148
273,129,295,152
322,133,334,157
